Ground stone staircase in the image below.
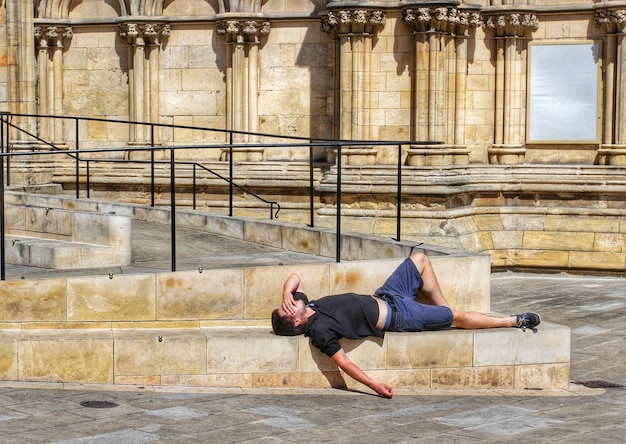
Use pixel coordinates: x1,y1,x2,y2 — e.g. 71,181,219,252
0,189,571,392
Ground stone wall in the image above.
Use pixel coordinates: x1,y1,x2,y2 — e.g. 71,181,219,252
2,1,626,271
0,0,621,163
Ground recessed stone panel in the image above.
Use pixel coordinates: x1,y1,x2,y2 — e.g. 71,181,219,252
0,331,19,380
515,363,570,389
473,323,570,366
157,269,244,320
18,329,113,383
113,328,207,376
206,328,297,373
387,330,474,369
67,274,156,321
432,366,515,389
0,279,66,322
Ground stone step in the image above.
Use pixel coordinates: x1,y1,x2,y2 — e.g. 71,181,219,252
0,322,570,391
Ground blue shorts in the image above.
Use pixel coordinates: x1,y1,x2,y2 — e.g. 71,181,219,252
374,257,453,332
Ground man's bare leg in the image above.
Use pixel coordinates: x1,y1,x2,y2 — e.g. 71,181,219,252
410,253,451,307
411,252,540,330
452,309,516,329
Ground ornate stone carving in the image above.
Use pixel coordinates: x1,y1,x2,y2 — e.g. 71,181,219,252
403,7,481,35
595,9,626,33
321,9,386,35
216,20,271,43
483,13,539,37
119,23,170,45
34,26,73,47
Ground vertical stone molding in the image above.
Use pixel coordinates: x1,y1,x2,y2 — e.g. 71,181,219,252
34,25,73,147
119,22,170,147
595,8,626,165
484,12,538,165
217,19,270,161
321,9,386,165
403,7,480,166
6,0,38,148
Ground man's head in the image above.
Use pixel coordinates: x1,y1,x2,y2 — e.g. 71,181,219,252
271,301,307,336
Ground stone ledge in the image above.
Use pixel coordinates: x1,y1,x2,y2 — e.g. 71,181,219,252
4,204,131,270
0,321,570,391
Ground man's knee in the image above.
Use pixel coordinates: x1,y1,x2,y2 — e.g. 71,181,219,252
410,252,430,271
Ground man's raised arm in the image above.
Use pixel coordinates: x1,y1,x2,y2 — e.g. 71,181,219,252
281,273,304,315
331,349,394,398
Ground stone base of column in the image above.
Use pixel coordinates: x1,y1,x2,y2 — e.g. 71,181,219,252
597,144,626,166
126,148,166,161
406,144,470,167
328,146,377,166
10,141,69,153
220,147,265,162
488,144,526,165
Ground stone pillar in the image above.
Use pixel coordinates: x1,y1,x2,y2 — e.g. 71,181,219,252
484,13,538,165
217,18,270,162
6,0,38,148
119,22,169,147
402,7,479,166
596,8,626,165
321,9,386,166
34,25,73,147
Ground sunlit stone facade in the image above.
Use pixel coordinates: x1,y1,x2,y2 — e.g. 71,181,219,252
1,0,625,270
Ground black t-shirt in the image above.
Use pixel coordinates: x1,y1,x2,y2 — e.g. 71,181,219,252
295,291,383,358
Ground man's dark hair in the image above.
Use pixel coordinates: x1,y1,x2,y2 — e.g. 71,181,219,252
271,309,305,336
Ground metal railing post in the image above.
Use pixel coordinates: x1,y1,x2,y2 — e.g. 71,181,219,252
0,153,4,281
86,160,90,199
0,113,6,281
309,141,314,227
75,117,80,198
3,113,10,187
193,163,197,210
150,124,155,207
228,131,233,217
170,146,177,272
396,144,402,241
336,144,342,263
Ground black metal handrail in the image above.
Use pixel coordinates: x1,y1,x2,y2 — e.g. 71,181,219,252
0,112,442,280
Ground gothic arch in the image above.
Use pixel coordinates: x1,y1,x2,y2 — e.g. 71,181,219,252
36,0,129,19
147,0,218,16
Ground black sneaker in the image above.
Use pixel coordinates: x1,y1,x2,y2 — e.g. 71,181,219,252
515,312,541,331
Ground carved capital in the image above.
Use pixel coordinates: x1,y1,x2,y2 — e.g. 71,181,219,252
34,25,73,48
216,19,271,43
321,9,386,36
119,23,140,44
403,7,482,36
595,9,626,34
119,23,170,45
483,13,539,38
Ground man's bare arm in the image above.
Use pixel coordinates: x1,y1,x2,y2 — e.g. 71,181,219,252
330,349,394,398
281,273,304,315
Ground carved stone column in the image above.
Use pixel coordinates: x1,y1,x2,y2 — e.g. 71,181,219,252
484,12,538,165
595,8,626,165
321,9,386,165
6,0,38,148
403,6,480,166
34,25,73,147
217,19,270,162
119,22,169,148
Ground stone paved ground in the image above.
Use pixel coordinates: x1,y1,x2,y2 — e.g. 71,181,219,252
0,272,625,443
